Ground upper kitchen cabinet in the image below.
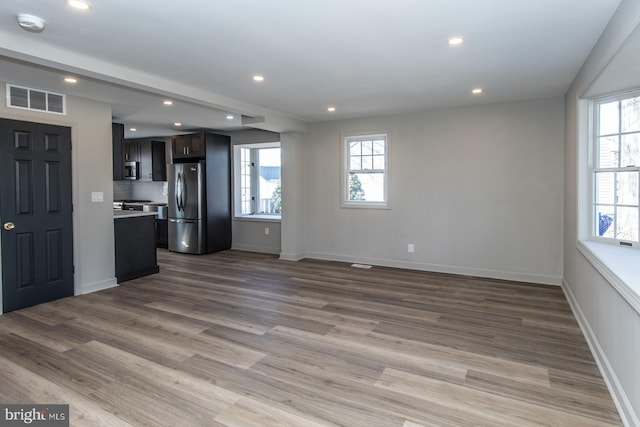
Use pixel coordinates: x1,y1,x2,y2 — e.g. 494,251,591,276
151,140,167,181
112,123,125,181
124,140,140,162
124,138,167,181
171,133,205,160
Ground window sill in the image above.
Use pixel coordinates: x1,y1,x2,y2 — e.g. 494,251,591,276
234,215,281,223
341,202,390,210
577,240,640,315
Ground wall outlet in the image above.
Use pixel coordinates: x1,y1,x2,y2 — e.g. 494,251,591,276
91,192,104,203
264,227,270,235
408,243,414,253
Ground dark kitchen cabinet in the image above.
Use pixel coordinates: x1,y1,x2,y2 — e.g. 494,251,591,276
124,140,140,162
124,138,167,181
156,218,168,249
171,133,205,160
114,214,159,283
138,140,152,181
167,131,231,254
151,140,167,181
112,123,125,181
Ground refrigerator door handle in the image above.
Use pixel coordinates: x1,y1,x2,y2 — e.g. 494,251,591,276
169,219,194,224
181,170,187,213
175,172,182,212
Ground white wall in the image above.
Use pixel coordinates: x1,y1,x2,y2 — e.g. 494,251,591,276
301,98,565,285
232,220,281,254
0,85,117,310
563,1,640,424
280,132,305,260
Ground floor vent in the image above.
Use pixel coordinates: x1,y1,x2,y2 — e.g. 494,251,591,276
6,83,66,115
351,263,372,269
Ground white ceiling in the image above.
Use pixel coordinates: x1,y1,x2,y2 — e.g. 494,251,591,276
585,25,640,98
0,0,623,138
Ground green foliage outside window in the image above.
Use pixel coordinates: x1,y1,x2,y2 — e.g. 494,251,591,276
271,180,282,213
349,174,366,201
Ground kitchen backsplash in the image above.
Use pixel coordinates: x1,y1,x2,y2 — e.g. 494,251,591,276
114,181,168,202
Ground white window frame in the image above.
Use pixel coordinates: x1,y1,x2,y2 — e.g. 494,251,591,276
591,91,640,248
576,91,640,317
233,142,281,220
341,132,390,209
6,83,67,115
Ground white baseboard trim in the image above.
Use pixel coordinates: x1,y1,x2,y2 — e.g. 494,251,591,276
279,252,305,261
231,243,280,255
562,279,638,427
78,278,118,295
303,251,562,285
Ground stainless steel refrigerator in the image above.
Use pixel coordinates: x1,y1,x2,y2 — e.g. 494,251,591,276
168,162,206,254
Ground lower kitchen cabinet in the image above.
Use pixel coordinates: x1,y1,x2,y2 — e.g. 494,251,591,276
114,214,159,283
156,218,168,249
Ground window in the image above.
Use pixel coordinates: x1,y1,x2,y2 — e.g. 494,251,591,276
234,142,281,218
592,92,640,246
6,83,66,114
343,133,388,207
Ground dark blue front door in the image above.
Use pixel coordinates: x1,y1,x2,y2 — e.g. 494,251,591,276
0,118,74,312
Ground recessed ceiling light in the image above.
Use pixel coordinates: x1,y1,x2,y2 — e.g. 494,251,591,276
226,115,234,120
66,0,92,11
253,75,265,82
472,88,483,95
327,107,336,112
63,77,77,84
163,100,173,106
129,128,137,132
447,37,465,46
174,122,182,127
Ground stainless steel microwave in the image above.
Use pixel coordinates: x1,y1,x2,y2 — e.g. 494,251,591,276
124,161,139,180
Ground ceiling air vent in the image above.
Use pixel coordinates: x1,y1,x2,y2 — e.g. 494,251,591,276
6,83,66,115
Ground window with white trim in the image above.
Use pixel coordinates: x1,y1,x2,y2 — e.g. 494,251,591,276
343,133,388,207
592,92,640,246
6,83,66,115
233,142,281,218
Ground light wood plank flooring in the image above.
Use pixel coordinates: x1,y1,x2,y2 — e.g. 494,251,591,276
0,249,621,426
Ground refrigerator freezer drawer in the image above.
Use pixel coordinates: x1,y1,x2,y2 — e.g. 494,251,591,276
168,218,206,254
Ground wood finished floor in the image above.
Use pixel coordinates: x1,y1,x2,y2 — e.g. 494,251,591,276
0,249,621,426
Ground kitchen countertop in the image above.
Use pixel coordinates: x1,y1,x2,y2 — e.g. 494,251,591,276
113,210,158,219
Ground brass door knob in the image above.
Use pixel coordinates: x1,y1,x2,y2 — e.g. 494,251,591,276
3,222,15,231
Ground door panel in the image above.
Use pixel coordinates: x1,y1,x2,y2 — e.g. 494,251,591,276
45,133,59,152
169,163,204,220
46,229,63,282
168,219,205,254
46,161,61,213
15,131,31,149
181,163,204,220
16,232,35,288
16,160,33,214
1,118,74,312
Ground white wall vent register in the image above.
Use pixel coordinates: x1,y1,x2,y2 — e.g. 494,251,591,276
6,83,66,115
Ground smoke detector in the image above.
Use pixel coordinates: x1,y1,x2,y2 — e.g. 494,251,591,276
17,14,46,33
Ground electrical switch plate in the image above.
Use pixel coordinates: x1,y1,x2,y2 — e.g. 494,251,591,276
91,192,104,203
265,227,270,235
408,243,414,253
